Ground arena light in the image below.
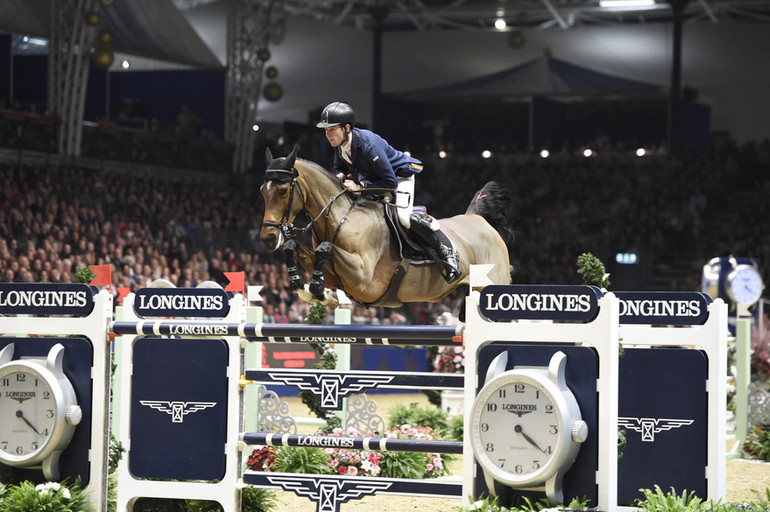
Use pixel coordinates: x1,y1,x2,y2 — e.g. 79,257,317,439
495,18,507,30
540,149,550,159
481,150,492,159
252,124,260,132
121,59,130,69
636,147,646,157
583,148,593,157
600,0,655,8
438,150,447,159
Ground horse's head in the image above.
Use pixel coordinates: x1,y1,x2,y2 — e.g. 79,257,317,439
259,145,304,251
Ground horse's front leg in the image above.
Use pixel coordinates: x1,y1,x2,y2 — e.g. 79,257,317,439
309,241,333,300
282,239,304,292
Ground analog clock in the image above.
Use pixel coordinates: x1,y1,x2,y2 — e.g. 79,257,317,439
726,264,764,306
470,350,588,504
0,343,82,480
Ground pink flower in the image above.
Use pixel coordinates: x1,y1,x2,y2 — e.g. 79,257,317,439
347,466,358,476
338,466,347,475
426,463,434,471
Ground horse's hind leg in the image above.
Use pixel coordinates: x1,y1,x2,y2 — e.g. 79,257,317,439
309,241,333,300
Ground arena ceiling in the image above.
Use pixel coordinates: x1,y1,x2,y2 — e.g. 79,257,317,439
232,0,770,31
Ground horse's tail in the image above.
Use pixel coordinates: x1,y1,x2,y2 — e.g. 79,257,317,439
465,181,515,252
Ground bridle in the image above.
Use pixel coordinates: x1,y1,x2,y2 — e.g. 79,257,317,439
261,167,348,242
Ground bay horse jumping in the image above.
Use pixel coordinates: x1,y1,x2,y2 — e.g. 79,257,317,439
259,146,514,308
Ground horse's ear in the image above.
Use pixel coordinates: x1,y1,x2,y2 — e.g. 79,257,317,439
285,145,298,169
265,147,274,167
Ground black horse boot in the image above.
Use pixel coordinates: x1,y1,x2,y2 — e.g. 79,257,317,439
409,213,461,283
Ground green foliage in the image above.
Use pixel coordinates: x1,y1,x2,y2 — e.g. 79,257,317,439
75,266,95,284
241,487,278,512
743,424,770,461
618,428,627,459
306,302,328,324
377,450,425,479
273,446,329,475
633,485,736,512
388,403,448,433
448,414,464,441
455,493,590,511
576,252,610,289
109,433,125,473
0,479,92,512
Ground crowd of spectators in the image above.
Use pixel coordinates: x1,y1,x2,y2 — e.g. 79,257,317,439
1,131,769,325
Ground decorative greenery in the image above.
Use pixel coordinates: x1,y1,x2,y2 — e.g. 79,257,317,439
742,424,770,461
298,302,342,431
576,252,610,289
388,403,449,434
457,493,591,511
448,414,464,442
273,446,329,475
0,479,92,512
75,266,95,284
635,485,715,512
109,433,125,473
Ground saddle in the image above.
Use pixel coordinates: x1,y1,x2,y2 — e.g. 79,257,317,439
383,204,435,264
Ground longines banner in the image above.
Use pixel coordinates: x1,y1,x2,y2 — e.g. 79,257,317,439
134,288,230,318
479,285,602,322
615,291,711,325
0,283,93,316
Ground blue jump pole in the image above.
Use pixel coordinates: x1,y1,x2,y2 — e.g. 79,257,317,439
109,321,463,346
242,432,464,454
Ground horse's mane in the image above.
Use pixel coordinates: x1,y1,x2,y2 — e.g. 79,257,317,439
295,158,344,192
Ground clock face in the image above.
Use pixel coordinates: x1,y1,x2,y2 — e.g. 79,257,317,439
728,266,763,305
0,364,58,464
471,373,563,486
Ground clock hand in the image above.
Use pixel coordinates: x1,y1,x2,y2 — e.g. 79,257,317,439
16,410,43,437
514,424,547,453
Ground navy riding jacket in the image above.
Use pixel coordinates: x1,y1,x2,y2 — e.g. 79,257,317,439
332,128,422,191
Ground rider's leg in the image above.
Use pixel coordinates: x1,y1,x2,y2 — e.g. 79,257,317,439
408,213,461,283
395,175,415,228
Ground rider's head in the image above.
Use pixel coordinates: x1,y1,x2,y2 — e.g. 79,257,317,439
317,102,355,147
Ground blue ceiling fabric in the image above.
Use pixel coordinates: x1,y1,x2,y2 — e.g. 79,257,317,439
393,55,664,101
0,0,223,69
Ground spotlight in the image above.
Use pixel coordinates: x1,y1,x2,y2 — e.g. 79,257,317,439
495,19,507,30
252,124,259,132
583,148,593,157
636,148,646,157
539,149,550,159
438,150,447,159
481,150,492,159
121,60,129,69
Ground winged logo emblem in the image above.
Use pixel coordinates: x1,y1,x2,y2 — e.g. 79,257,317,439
266,372,394,410
618,416,694,442
140,400,217,423
266,475,393,512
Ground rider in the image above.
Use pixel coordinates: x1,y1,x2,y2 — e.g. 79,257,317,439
316,101,460,283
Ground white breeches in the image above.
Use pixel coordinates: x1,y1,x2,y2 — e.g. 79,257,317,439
395,175,415,228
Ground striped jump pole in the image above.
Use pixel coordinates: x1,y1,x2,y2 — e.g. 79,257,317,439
109,321,464,346
242,432,463,454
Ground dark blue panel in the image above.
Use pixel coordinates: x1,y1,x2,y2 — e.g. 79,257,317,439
474,344,599,507
0,34,10,103
618,348,708,504
0,337,93,485
109,70,225,137
12,55,47,106
130,337,228,480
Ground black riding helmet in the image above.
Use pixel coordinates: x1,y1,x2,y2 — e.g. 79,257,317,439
316,102,355,129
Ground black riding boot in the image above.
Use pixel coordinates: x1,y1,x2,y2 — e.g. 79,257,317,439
409,213,461,283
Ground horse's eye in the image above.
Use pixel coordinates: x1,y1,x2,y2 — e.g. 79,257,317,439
278,186,289,197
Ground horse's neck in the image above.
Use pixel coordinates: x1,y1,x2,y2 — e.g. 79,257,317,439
298,164,350,235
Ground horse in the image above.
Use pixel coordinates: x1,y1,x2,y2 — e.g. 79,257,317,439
259,146,514,309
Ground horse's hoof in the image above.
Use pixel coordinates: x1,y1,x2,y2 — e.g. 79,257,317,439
296,288,315,303
309,281,325,299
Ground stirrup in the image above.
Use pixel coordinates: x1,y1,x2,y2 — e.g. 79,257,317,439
438,248,461,283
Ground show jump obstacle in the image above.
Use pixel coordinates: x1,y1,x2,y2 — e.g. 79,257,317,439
0,264,727,512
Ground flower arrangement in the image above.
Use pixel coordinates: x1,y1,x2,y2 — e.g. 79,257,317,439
433,345,465,374
246,445,278,472
0,479,91,512
324,427,383,477
383,423,451,478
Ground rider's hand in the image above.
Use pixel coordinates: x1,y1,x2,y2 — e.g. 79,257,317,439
342,179,360,192
336,172,346,180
